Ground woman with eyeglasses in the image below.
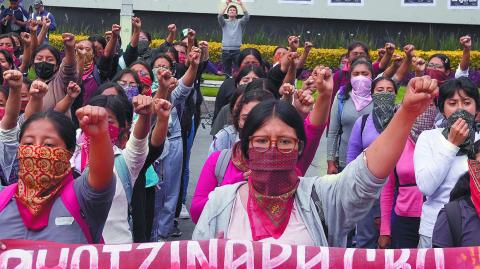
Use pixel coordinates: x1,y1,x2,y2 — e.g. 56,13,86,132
191,69,333,225
412,36,471,85
149,49,201,241
112,68,143,102
130,60,154,96
193,73,439,247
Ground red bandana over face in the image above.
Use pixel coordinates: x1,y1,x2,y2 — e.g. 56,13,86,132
246,147,299,241
468,159,480,217
15,145,73,230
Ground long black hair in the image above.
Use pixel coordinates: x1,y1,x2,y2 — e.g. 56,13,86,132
234,64,266,87
19,110,76,152
370,77,398,95
112,68,143,92
33,44,61,68
240,99,306,159
237,48,263,67
232,88,275,131
88,95,131,130
342,58,374,100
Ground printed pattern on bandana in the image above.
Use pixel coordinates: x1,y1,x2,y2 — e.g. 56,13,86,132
468,159,480,217
372,92,396,133
15,145,73,216
410,105,437,143
442,109,477,156
246,148,299,241
247,182,298,241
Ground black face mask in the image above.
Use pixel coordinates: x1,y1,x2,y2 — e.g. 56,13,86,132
34,61,55,80
442,109,477,156
137,40,150,55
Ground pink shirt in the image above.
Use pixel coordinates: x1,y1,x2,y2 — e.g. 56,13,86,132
190,117,326,223
380,137,424,236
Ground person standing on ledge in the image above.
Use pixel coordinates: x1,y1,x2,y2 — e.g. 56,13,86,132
218,0,250,78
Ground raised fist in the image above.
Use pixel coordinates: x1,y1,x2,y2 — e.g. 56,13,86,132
111,24,121,37
76,106,109,138
279,83,295,98
460,35,472,50
167,24,177,33
385,43,395,55
188,46,201,66
402,76,439,117
154,98,172,121
62,33,76,49
132,95,154,115
288,36,300,51
29,80,48,99
67,81,81,99
403,44,415,60
3,70,23,90
132,17,142,32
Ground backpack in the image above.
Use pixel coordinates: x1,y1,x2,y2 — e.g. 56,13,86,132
0,180,104,244
444,198,464,247
214,148,233,186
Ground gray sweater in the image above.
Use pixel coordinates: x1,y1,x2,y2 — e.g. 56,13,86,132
327,92,373,168
192,153,385,247
218,12,250,50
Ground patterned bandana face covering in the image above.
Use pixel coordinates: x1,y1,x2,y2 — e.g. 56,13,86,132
15,145,73,216
371,92,396,133
426,69,449,86
442,109,477,156
468,159,480,217
122,85,140,102
410,104,437,143
246,147,299,240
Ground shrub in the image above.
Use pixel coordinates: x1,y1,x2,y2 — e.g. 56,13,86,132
49,34,480,70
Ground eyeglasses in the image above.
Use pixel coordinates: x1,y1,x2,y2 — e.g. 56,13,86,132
153,65,176,76
117,80,138,88
249,136,300,154
137,70,149,77
427,63,444,70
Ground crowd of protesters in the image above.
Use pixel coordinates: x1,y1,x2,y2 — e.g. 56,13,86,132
0,0,478,250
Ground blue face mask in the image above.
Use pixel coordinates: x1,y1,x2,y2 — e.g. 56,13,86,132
122,85,139,101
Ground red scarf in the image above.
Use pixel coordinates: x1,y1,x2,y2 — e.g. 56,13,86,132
15,145,73,230
426,69,449,86
246,148,299,240
468,159,480,216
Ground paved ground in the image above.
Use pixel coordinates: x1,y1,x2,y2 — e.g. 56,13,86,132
172,105,328,241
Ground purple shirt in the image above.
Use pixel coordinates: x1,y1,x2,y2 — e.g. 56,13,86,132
433,198,480,247
346,114,380,164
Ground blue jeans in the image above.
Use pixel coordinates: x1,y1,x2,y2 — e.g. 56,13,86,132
151,136,183,240
221,49,240,77
181,118,196,204
355,198,380,248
